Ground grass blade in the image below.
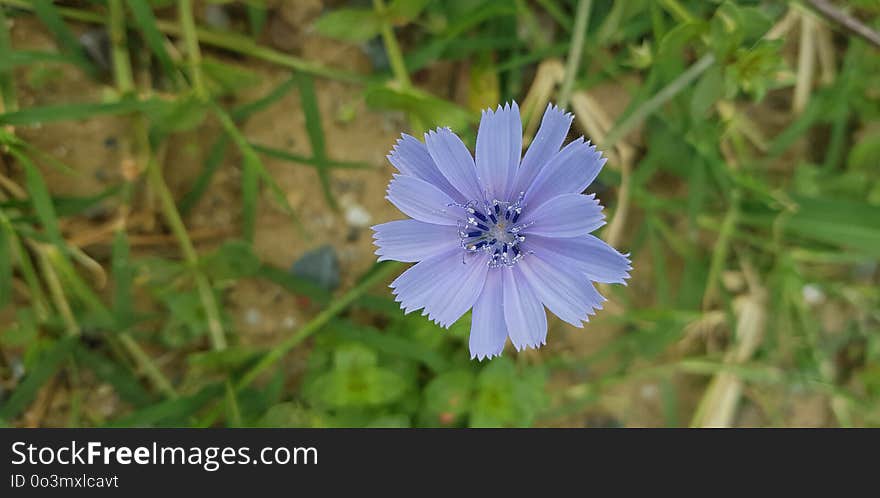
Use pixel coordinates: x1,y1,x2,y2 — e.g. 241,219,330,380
251,143,373,170
126,0,178,83
31,0,96,77
12,148,63,245
0,98,162,126
295,73,337,210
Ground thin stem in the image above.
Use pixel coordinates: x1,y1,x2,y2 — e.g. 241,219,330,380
557,0,592,109
119,334,178,399
804,0,880,49
178,0,206,98
701,189,740,310
659,0,696,24
373,0,411,89
38,247,79,336
0,6,18,112
108,0,134,95
143,143,227,351
793,11,816,114
604,53,715,148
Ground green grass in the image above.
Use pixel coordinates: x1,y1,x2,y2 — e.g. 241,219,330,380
0,0,878,428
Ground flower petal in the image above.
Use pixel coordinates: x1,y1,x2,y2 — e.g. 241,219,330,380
502,266,547,351
475,102,522,200
372,219,461,263
390,250,489,328
516,253,605,327
469,270,508,361
524,138,606,208
509,103,573,198
387,134,463,202
524,234,632,284
425,127,485,202
386,174,461,225
521,193,605,238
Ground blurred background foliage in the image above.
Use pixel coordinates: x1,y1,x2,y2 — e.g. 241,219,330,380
0,0,878,427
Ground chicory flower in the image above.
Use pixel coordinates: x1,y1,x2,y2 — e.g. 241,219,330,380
372,102,631,360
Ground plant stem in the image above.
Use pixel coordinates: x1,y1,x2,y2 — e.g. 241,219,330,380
142,141,227,351
178,0,206,98
38,247,79,336
0,5,18,112
604,53,715,148
373,0,411,89
108,0,134,95
558,0,592,109
119,334,178,398
702,189,740,310
659,0,696,23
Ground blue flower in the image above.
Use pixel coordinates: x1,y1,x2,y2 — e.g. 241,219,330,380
372,102,631,360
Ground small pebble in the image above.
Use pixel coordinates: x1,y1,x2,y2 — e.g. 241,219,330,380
802,284,825,306
344,203,372,228
244,307,262,327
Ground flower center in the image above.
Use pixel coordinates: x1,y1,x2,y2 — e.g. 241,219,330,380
457,194,530,268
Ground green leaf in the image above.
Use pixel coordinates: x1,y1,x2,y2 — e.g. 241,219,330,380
313,8,382,43
419,370,474,426
304,344,407,409
330,319,449,372
469,358,547,428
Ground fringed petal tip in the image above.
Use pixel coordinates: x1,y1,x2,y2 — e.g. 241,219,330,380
512,338,547,353
471,348,504,362
545,102,574,120
480,100,520,115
